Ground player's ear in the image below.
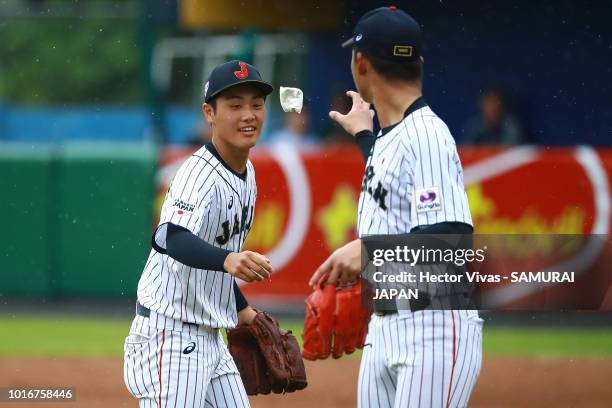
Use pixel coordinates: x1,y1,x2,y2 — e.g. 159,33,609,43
203,103,215,126
355,52,368,76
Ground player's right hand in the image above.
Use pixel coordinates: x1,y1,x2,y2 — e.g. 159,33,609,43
329,90,375,136
224,251,273,282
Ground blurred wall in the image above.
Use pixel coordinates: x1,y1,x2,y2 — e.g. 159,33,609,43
0,143,157,298
1,1,610,146
336,0,612,145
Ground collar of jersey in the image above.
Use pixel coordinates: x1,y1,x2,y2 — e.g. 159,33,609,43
379,96,428,137
204,143,247,181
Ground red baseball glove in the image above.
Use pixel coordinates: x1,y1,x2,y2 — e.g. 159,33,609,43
302,277,371,360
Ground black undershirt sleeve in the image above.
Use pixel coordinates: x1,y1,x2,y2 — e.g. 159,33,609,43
152,222,250,312
152,222,232,272
233,281,249,312
355,130,375,161
361,221,474,261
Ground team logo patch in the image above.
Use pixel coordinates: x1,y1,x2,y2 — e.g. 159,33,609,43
393,45,413,57
415,186,442,213
172,199,195,215
233,61,249,79
203,81,209,99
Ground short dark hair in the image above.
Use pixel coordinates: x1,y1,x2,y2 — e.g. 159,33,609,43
359,51,423,82
208,98,217,111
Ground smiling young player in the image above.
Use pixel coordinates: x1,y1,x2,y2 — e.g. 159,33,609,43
124,60,276,407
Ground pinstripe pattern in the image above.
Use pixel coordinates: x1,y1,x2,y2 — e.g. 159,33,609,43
357,102,482,407
357,311,482,408
137,145,256,329
358,105,472,238
126,143,256,406
124,315,250,407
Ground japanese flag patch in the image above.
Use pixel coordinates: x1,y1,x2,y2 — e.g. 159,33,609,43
172,198,195,215
415,186,443,213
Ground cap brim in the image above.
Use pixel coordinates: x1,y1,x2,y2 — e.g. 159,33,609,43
205,80,274,103
341,37,355,48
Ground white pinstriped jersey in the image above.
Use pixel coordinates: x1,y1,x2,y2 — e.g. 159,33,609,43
356,99,482,408
358,101,472,237
137,144,256,329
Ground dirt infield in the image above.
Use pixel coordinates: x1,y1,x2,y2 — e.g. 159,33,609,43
1,356,611,407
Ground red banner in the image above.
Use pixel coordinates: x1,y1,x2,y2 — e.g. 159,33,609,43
157,145,612,306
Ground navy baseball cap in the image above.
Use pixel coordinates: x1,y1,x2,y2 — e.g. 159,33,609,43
203,60,273,103
341,6,422,62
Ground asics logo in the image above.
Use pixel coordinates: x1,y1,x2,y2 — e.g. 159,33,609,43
183,342,196,354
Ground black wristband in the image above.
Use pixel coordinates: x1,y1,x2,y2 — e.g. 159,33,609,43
355,129,374,139
355,130,375,161
233,281,249,312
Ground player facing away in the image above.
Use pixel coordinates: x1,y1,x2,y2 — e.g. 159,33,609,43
309,7,483,408
124,60,274,407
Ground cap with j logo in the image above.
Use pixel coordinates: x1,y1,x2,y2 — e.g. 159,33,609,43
203,60,274,103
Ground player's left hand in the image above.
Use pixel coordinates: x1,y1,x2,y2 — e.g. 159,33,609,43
329,90,375,136
237,306,258,325
309,239,367,288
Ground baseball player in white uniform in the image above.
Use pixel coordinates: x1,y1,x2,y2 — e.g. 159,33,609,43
124,60,275,407
310,7,483,408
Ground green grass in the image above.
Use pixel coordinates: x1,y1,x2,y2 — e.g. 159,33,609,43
483,328,612,357
1,317,611,358
0,316,130,357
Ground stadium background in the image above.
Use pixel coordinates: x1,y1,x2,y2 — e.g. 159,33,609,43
1,0,611,406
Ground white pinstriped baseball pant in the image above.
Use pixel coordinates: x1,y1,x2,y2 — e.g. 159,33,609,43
124,315,249,408
358,310,483,408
